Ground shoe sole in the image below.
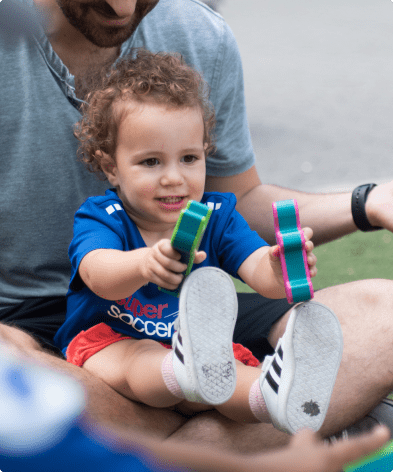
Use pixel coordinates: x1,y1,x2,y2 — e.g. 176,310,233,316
286,301,343,432
178,267,237,405
264,301,343,433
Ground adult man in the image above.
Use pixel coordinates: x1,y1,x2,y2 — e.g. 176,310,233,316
1,0,393,452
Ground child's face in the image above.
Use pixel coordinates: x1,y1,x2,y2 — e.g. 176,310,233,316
105,100,206,232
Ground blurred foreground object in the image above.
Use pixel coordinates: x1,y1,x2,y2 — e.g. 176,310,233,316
0,346,164,472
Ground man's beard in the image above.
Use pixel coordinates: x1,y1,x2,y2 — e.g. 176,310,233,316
56,0,158,48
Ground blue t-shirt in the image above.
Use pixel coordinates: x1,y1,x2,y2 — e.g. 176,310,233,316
54,190,267,353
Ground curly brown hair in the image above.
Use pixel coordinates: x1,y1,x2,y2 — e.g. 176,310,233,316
74,49,216,178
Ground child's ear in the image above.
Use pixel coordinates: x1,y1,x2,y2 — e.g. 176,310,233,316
97,151,118,186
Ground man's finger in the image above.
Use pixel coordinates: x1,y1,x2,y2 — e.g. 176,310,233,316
328,426,390,470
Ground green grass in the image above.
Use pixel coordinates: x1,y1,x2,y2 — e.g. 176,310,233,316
233,229,393,293
311,229,393,290
344,441,393,472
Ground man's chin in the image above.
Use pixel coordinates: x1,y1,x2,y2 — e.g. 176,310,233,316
56,0,159,48
56,2,137,48
79,24,136,48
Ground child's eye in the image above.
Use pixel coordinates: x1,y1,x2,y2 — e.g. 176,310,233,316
182,155,197,164
142,158,159,167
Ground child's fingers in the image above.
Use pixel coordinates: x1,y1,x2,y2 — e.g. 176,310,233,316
305,240,314,253
302,227,313,241
152,264,184,289
157,239,181,260
156,274,184,290
307,251,317,266
156,252,187,275
155,240,187,271
307,250,317,278
303,230,317,277
194,251,207,265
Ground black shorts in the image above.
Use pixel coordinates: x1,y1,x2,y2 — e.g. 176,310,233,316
0,297,67,356
234,293,292,360
1,294,292,361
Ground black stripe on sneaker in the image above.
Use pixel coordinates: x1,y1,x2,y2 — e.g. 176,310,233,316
175,346,184,364
178,332,183,345
266,371,279,394
277,346,283,360
272,359,281,377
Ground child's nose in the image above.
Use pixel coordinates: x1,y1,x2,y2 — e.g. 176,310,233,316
160,165,184,186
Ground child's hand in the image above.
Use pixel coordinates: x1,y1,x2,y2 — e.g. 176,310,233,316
269,227,317,280
303,227,317,277
141,239,206,290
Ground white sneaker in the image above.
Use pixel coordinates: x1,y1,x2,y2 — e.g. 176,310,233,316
260,301,343,434
172,267,237,405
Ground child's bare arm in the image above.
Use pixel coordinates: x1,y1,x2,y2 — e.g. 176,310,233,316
238,227,317,299
79,240,198,300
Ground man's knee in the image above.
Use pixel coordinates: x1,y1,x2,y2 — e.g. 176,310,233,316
168,410,241,447
0,324,44,354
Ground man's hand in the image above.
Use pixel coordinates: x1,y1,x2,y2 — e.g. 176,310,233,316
247,426,390,472
365,181,393,231
141,239,206,290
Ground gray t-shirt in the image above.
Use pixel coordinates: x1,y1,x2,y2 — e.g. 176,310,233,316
0,0,255,308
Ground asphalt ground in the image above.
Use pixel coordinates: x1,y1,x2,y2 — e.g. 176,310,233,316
219,0,393,193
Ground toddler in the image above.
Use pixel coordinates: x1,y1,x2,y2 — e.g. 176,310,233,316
55,49,343,433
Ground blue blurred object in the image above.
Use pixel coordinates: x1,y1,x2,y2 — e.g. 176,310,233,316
0,425,158,472
0,347,85,456
0,347,181,471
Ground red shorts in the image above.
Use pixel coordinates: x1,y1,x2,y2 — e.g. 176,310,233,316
66,323,260,368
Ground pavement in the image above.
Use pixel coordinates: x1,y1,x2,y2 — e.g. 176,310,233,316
219,0,393,192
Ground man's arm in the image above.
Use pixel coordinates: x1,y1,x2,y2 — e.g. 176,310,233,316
206,165,358,246
108,423,390,472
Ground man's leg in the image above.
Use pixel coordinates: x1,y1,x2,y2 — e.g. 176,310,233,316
268,279,393,437
0,324,187,438
167,409,291,452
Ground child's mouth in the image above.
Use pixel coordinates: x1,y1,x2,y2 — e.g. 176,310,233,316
157,196,185,204
156,196,187,210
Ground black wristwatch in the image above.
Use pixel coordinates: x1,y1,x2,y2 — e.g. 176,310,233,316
351,184,382,232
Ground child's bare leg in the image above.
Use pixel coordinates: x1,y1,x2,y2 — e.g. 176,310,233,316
215,360,265,423
83,339,184,408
